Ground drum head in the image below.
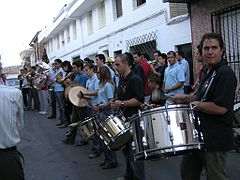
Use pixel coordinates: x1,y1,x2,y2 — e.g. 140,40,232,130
68,86,90,107
64,83,78,99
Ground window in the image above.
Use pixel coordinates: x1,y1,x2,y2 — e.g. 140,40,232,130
87,11,93,34
61,32,65,47
50,39,53,52
169,3,188,19
99,1,106,28
57,36,60,49
72,21,77,40
66,27,70,43
115,0,123,18
136,0,146,7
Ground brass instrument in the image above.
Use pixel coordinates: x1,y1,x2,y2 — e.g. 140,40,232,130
61,72,74,82
150,59,158,65
55,71,63,81
32,62,51,89
19,72,32,81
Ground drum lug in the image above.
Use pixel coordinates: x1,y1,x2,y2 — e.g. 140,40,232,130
144,150,148,159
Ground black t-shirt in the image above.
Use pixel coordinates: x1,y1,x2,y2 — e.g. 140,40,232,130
117,71,144,118
196,60,237,151
156,64,168,82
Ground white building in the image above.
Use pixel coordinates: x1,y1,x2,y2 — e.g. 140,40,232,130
38,0,192,62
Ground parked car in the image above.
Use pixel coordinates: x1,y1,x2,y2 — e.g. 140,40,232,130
7,77,20,89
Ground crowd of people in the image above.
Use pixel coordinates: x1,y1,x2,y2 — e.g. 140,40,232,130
0,33,237,180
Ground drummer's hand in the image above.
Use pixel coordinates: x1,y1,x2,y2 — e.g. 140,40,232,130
163,89,172,93
173,94,187,104
93,104,102,110
110,100,122,109
77,91,84,98
191,101,201,109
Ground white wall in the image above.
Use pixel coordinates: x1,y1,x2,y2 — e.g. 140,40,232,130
41,0,191,63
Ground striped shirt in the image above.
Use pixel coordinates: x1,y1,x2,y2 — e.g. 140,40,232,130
0,85,24,149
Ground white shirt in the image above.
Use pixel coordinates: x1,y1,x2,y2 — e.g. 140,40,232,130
0,85,24,149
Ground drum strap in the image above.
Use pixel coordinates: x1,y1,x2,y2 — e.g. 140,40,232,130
201,70,216,102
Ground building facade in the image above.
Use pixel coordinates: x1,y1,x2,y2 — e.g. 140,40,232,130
164,0,240,92
37,0,192,64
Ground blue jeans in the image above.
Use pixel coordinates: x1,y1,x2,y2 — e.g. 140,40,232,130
55,91,68,125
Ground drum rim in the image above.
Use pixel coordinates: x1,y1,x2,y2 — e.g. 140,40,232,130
131,104,191,120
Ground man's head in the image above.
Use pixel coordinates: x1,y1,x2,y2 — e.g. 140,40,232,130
148,74,162,91
72,60,84,73
176,50,184,61
31,66,37,73
95,54,106,67
167,51,176,65
54,59,62,69
153,50,161,60
114,54,131,76
133,52,142,64
200,33,224,67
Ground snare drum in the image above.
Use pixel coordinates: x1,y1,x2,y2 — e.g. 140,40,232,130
79,116,98,138
97,115,132,150
131,104,204,160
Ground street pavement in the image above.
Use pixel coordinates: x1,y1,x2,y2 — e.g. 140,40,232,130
18,111,240,180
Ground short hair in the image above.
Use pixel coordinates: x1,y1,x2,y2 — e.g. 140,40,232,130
200,33,225,57
72,60,84,70
177,50,185,58
154,50,161,56
149,74,162,85
115,54,131,66
200,33,225,50
83,57,93,63
159,53,168,64
54,58,62,64
95,54,106,64
31,66,37,70
124,52,135,67
133,51,142,57
167,51,176,57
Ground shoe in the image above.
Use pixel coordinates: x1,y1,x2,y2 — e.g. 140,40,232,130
116,177,125,180
76,141,89,146
89,152,100,159
99,160,106,166
62,139,74,145
39,111,47,115
48,115,56,119
102,162,118,169
56,123,63,126
58,124,68,128
65,130,72,137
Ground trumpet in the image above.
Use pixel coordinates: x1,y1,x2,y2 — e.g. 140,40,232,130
61,72,74,82
150,59,158,65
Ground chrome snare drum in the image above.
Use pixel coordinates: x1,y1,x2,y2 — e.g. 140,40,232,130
132,104,204,160
79,116,98,138
98,115,132,150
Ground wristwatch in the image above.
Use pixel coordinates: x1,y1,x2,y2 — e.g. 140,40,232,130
121,101,125,107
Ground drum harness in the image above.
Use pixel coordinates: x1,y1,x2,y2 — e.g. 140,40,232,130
191,70,217,145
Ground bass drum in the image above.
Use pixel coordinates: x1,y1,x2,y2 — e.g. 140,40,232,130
131,104,204,160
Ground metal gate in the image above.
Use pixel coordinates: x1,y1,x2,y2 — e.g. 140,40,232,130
126,31,157,61
211,3,240,101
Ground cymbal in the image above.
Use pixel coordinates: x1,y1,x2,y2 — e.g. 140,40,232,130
64,83,78,99
68,85,90,107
